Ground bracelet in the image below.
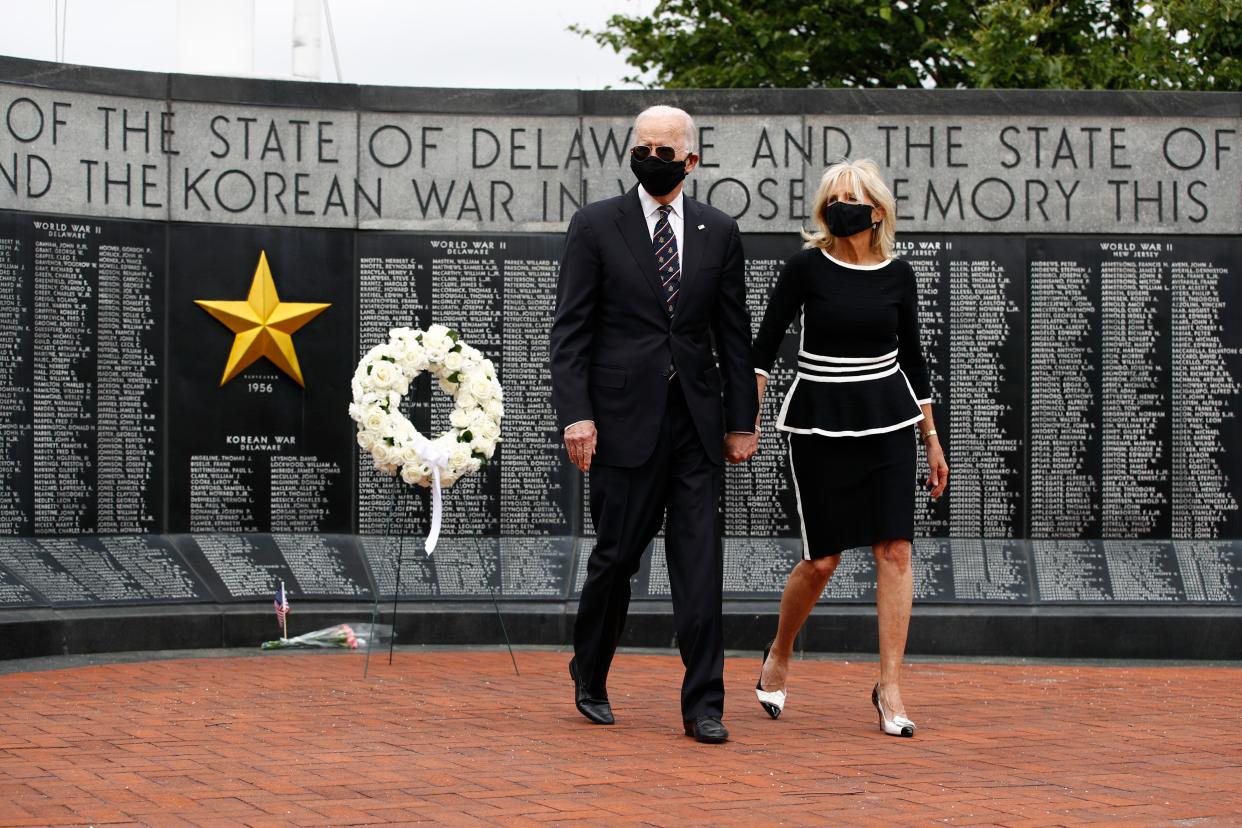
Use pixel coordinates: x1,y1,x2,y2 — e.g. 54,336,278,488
922,429,938,441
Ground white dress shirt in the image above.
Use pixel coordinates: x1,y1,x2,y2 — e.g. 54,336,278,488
637,187,685,255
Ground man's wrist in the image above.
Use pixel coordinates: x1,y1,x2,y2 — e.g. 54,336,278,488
564,419,594,433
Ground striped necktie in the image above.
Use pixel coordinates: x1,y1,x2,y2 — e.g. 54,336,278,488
653,204,680,317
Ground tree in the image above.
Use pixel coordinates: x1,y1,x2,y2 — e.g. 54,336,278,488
955,0,1242,89
571,0,980,89
575,0,1242,91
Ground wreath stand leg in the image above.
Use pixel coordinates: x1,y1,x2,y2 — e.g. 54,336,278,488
475,544,519,676
364,478,403,679
387,498,408,667
361,480,517,676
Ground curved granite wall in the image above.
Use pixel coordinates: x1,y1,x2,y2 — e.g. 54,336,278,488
0,56,1240,658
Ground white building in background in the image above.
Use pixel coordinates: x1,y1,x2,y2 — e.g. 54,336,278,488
175,0,255,77
291,0,322,81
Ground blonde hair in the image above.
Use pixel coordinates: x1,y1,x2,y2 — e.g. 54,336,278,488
802,159,897,259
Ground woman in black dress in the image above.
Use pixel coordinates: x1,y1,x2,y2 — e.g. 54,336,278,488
751,159,949,736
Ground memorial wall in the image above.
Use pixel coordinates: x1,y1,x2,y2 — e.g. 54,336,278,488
0,57,1239,614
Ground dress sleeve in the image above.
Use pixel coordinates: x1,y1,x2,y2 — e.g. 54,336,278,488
897,261,932,404
751,253,805,378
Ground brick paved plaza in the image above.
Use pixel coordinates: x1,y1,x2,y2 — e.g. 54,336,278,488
1,649,1239,826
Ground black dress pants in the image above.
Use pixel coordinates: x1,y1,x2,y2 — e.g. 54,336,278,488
573,378,725,719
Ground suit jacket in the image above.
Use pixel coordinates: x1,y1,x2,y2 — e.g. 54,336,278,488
550,186,758,468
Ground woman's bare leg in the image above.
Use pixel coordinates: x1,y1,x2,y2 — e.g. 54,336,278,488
759,555,839,691
873,538,913,716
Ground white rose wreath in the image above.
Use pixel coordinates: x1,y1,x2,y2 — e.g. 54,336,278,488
349,324,503,553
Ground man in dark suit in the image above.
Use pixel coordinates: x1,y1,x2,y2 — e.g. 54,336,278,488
550,105,759,744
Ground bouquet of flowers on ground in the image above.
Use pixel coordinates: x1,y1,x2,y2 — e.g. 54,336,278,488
261,623,392,650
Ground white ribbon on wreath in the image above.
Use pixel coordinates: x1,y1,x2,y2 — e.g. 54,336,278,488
349,324,503,555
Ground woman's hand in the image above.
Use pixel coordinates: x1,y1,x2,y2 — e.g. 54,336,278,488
925,440,948,500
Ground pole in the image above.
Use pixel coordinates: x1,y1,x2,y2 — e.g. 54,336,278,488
475,544,518,676
387,491,409,666
364,480,402,678
322,0,343,82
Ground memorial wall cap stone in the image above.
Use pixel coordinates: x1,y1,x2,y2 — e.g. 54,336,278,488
1,57,1237,234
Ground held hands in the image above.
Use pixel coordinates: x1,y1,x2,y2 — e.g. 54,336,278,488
727,374,768,465
724,430,759,464
567,423,758,469
564,421,597,472
925,439,949,500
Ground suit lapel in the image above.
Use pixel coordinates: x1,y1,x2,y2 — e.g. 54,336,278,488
615,188,669,312
677,196,706,317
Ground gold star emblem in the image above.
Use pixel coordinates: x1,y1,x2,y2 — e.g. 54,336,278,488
194,250,330,387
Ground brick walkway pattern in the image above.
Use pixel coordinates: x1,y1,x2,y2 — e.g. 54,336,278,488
1,650,1240,826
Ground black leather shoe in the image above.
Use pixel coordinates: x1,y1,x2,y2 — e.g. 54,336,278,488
683,716,729,744
569,658,614,725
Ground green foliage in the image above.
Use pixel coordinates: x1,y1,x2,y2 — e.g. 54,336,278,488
571,0,978,89
955,0,1242,89
1136,0,1242,89
575,0,1242,90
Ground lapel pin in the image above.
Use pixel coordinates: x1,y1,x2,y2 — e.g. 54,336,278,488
697,224,706,230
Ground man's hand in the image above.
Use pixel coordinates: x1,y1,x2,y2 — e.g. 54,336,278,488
564,421,597,472
724,430,759,464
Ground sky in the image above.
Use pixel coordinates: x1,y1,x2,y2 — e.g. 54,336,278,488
0,0,658,89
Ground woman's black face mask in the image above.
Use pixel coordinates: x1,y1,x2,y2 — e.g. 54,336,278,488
825,201,876,238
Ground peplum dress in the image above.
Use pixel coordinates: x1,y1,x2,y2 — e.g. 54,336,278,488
752,248,932,559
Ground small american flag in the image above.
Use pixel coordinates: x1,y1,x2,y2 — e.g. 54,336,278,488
274,581,290,627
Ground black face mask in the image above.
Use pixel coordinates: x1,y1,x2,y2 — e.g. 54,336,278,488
631,154,688,197
825,201,876,238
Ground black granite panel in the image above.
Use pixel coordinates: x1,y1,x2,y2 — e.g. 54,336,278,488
0,535,209,607
0,563,46,608
359,535,507,599
0,610,64,659
60,606,222,654
0,213,166,536
173,533,370,602
353,232,574,541
1031,539,1201,603
498,537,572,600
725,233,802,539
1170,238,1241,538
1175,540,1242,603
0,213,32,537
166,224,355,534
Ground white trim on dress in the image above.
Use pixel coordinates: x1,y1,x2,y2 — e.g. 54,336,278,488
797,358,897,374
897,368,926,410
821,250,893,270
799,348,899,365
796,363,902,383
777,412,925,438
787,437,812,561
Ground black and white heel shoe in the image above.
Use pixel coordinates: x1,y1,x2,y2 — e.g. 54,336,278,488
872,683,915,737
755,642,786,720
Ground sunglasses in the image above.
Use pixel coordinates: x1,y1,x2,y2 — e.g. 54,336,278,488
630,145,680,162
